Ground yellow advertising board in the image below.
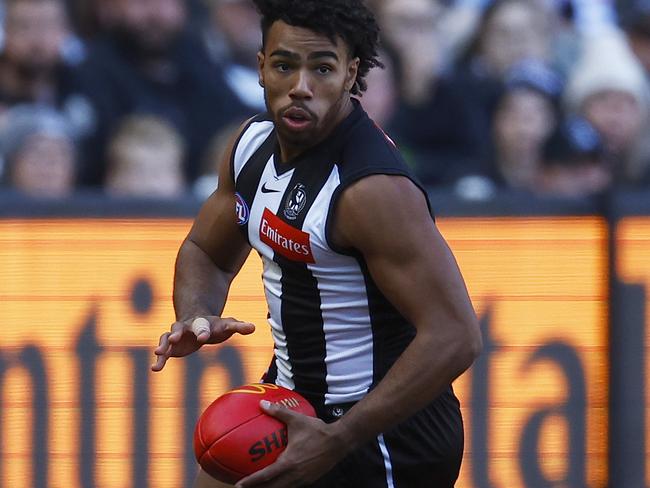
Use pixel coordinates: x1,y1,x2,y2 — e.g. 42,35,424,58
440,218,608,487
0,217,608,487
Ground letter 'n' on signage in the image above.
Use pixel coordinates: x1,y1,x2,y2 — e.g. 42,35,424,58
259,208,315,263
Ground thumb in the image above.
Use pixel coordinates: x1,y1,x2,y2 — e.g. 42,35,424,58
260,399,300,424
226,320,256,335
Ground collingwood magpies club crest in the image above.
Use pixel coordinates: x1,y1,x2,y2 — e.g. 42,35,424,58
284,184,307,220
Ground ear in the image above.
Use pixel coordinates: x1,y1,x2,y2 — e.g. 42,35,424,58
257,51,265,88
345,57,360,92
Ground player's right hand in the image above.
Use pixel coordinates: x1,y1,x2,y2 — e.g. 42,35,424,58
151,316,255,372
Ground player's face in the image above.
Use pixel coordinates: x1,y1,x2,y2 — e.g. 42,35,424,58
258,21,360,161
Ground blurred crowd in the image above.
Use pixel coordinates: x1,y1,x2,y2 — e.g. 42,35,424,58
1,0,650,200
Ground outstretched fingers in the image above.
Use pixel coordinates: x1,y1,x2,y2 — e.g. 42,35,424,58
151,317,255,372
151,320,195,372
168,321,188,342
151,332,172,372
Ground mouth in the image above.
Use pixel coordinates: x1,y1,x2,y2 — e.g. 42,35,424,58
281,107,313,131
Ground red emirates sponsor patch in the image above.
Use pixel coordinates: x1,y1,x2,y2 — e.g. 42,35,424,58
260,208,315,263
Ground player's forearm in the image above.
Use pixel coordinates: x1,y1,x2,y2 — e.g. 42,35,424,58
172,238,235,321
333,324,481,451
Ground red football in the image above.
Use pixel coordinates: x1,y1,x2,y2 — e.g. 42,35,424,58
193,383,316,484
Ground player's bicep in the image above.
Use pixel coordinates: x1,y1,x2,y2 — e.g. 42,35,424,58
189,190,251,274
368,224,474,333
187,124,252,274
335,176,476,333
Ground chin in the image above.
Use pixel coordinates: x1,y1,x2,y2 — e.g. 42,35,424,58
278,126,316,145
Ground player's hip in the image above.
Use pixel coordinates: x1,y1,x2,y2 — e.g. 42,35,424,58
310,389,464,487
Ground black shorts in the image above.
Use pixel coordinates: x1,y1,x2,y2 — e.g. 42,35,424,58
307,389,464,488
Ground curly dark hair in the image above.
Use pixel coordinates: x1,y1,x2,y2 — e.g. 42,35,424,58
252,0,383,94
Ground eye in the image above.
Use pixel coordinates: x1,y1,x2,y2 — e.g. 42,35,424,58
275,63,290,73
317,65,333,75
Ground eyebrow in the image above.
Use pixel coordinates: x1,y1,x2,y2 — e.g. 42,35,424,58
269,50,339,61
308,51,339,61
269,49,300,60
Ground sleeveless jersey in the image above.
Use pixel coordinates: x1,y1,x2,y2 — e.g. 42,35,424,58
231,102,431,411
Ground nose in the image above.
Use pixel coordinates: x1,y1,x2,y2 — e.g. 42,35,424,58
289,70,313,99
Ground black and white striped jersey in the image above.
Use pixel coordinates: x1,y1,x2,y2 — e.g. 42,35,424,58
231,101,430,411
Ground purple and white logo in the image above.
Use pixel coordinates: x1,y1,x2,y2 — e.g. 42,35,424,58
235,193,250,226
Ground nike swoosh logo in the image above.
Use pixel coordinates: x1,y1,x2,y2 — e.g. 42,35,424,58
261,183,281,194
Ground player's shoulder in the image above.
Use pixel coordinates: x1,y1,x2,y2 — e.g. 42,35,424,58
236,112,275,142
331,106,432,216
336,108,410,183
229,112,277,177
331,173,434,252
340,173,427,212
215,114,271,186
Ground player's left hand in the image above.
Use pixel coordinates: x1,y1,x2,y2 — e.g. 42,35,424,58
234,400,349,488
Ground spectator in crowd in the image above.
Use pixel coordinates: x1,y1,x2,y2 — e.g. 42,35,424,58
0,0,84,112
424,0,486,65
105,114,186,198
460,0,552,79
74,0,251,188
356,50,399,129
67,0,209,38
487,59,563,191
538,115,612,197
564,31,650,187
0,103,76,197
375,0,446,106
203,0,265,112
450,59,563,198
374,0,483,186
450,0,555,163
